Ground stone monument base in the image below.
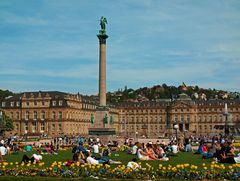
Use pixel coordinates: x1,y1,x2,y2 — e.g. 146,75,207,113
88,128,116,143
88,106,116,144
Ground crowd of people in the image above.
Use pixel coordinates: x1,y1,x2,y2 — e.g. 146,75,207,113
0,134,239,168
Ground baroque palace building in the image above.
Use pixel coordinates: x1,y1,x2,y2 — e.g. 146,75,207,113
0,91,240,137
117,93,240,138
0,91,119,137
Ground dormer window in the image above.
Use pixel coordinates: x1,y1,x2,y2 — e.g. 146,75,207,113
26,102,29,106
16,102,20,107
59,100,63,106
52,101,56,106
2,102,6,107
10,102,14,107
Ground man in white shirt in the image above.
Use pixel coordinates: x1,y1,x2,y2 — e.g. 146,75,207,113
32,153,43,162
92,143,99,154
132,142,138,155
0,145,7,156
171,142,178,154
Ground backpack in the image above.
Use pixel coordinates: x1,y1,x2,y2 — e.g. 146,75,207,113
72,146,77,153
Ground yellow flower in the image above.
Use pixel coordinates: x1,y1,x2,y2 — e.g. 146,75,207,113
203,167,208,170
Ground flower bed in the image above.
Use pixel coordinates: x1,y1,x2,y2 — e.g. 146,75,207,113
0,161,239,180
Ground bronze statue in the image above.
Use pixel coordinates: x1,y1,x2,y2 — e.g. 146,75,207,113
100,16,107,33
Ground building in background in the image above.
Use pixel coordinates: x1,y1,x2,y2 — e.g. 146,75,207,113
0,91,119,137
0,92,239,137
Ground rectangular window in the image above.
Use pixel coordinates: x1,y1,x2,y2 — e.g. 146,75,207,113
52,101,56,106
25,121,28,131
209,115,212,122
32,121,37,132
41,112,45,120
25,112,29,120
40,122,45,131
59,100,63,106
34,111,37,120
59,112,62,120
59,124,62,131
1,102,5,107
52,112,56,120
16,112,20,120
52,124,55,131
181,115,184,122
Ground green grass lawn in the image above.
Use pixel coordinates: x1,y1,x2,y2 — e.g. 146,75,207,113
1,149,237,181
3,149,222,167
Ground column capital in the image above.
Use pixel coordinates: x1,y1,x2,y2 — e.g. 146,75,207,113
97,34,108,44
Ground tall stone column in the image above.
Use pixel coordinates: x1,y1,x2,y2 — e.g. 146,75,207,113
97,34,108,106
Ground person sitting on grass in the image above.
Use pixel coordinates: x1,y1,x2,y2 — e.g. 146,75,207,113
21,150,43,164
137,143,149,161
146,143,158,160
202,142,217,159
130,142,138,155
72,150,86,163
127,158,140,170
214,143,240,164
153,144,166,158
26,144,32,152
101,144,111,157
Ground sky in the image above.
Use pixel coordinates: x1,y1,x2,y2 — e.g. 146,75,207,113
0,0,240,95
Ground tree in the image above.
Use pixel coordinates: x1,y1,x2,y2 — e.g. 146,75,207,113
0,110,14,132
0,89,13,100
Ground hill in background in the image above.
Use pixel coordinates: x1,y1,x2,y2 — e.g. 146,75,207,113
1,83,239,104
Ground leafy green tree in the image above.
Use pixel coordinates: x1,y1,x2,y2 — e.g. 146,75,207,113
0,89,13,100
0,110,14,131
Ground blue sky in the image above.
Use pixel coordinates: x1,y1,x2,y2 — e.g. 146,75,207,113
0,0,240,95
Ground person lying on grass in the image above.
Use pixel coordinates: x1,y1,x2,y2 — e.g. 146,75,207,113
21,150,43,164
86,151,122,165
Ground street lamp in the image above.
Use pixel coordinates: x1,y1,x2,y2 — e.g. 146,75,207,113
173,124,179,143
223,103,230,136
135,131,138,142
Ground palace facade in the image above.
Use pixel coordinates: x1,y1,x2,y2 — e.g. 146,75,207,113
0,91,239,137
0,91,119,137
117,94,240,138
